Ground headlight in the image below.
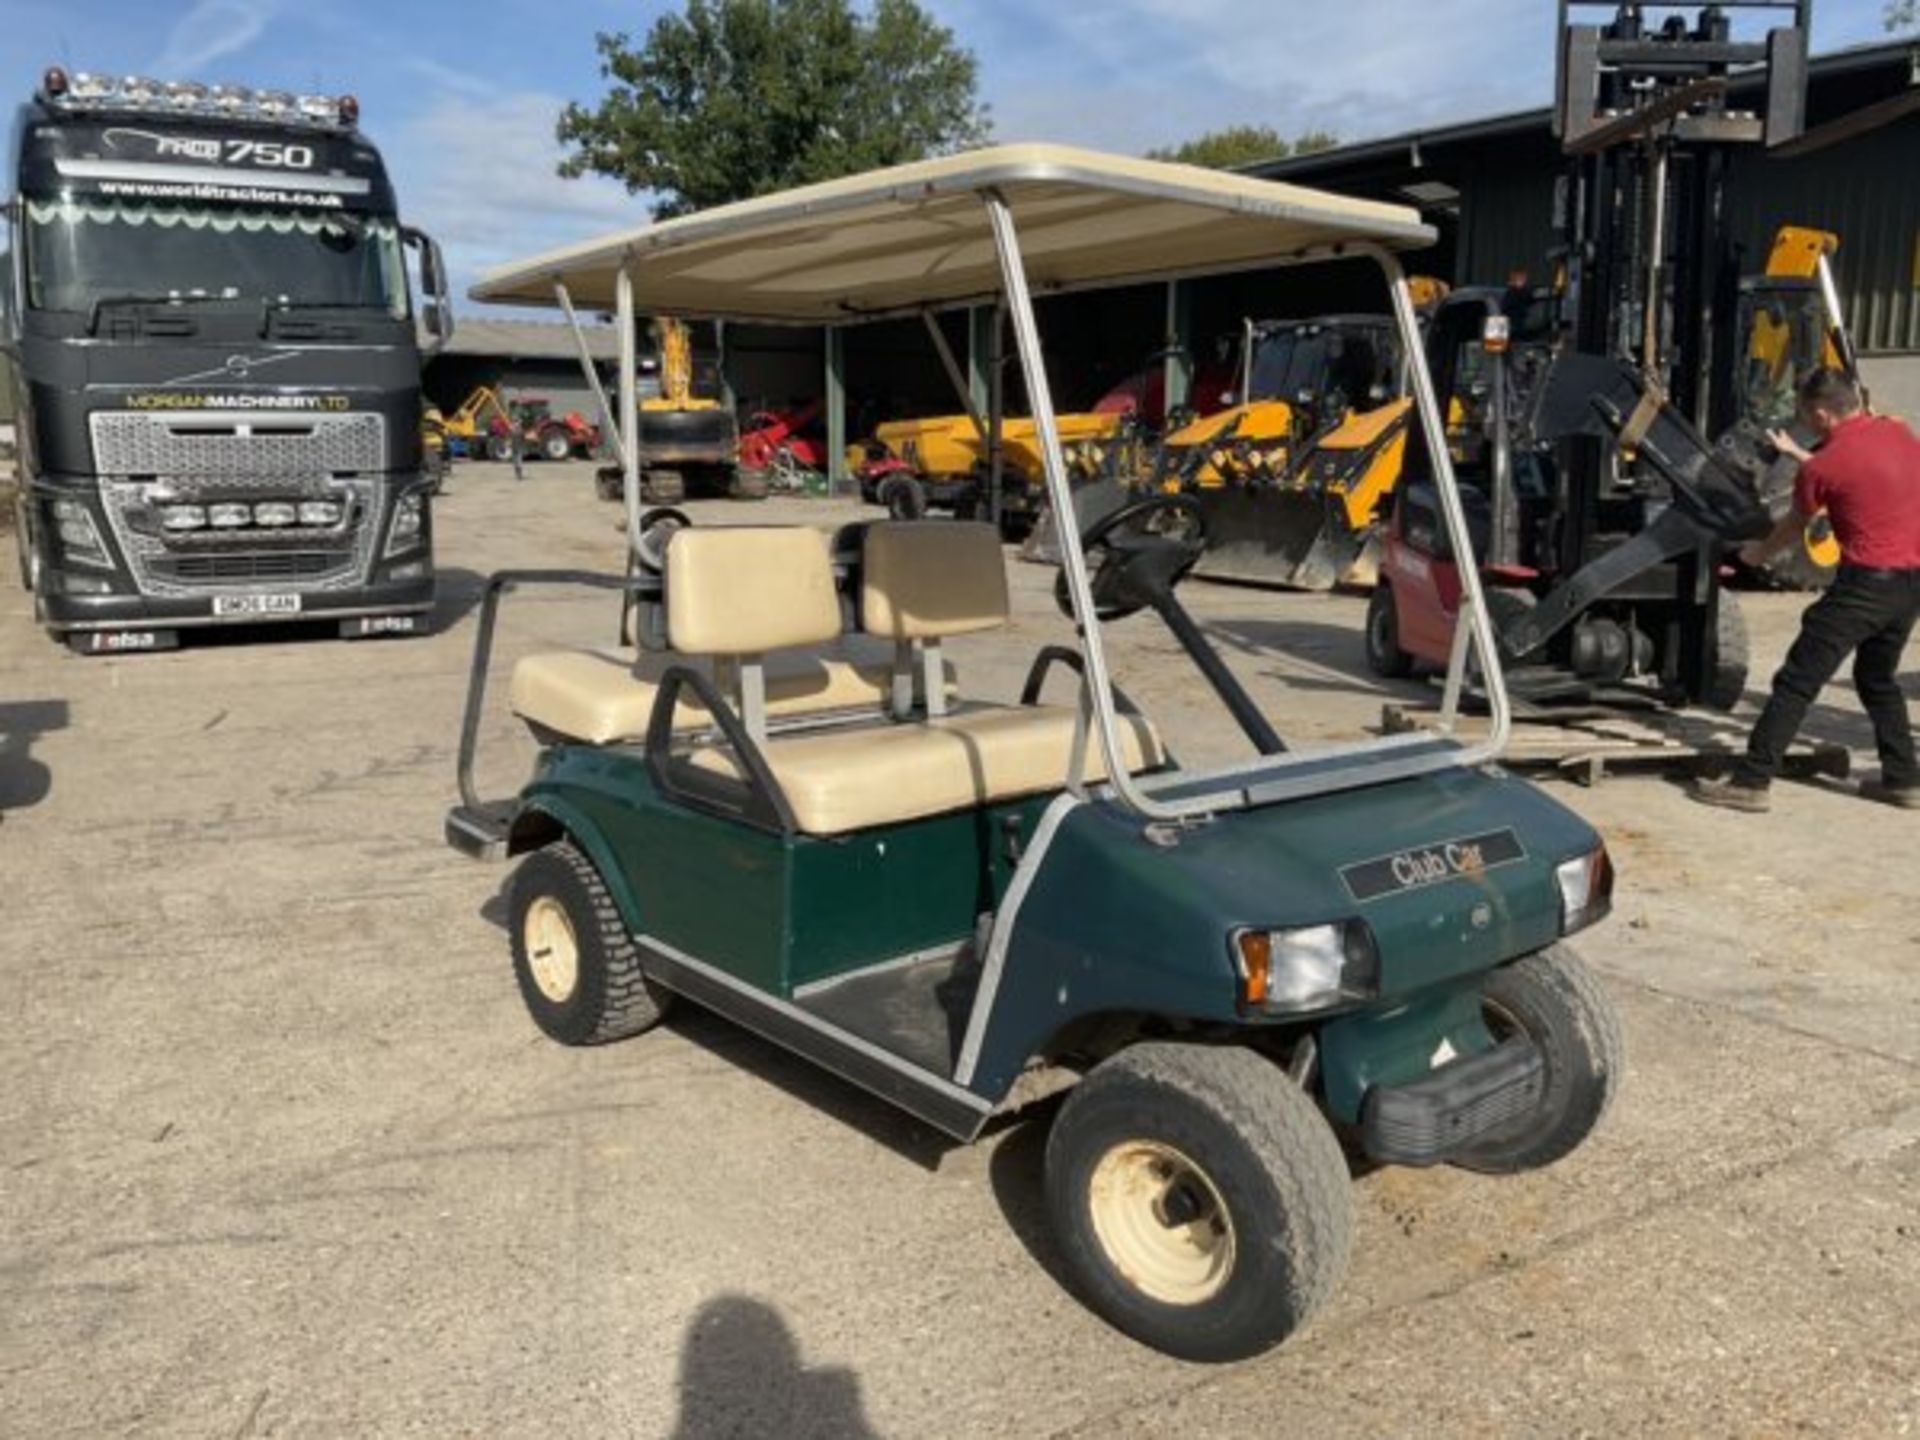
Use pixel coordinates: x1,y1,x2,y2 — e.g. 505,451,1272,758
209,503,251,528
161,505,207,531
384,491,426,557
253,502,297,528
1554,844,1613,935
297,501,343,527
1232,920,1380,1013
51,498,111,567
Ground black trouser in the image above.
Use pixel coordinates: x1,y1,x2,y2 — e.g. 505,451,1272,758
1738,565,1920,788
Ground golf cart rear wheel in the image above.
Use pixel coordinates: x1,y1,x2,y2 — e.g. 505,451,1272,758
1044,1043,1354,1363
509,840,672,1046
1365,583,1413,678
1453,945,1622,1175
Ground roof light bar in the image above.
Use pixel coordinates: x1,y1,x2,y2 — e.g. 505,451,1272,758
39,67,359,128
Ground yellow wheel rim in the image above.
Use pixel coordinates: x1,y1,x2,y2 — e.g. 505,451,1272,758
1087,1139,1236,1306
523,896,580,1004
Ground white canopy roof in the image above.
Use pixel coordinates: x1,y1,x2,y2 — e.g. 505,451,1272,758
469,143,1435,324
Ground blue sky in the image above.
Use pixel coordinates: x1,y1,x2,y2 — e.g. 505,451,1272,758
3,0,1905,300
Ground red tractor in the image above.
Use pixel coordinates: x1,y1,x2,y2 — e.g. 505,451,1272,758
738,402,829,486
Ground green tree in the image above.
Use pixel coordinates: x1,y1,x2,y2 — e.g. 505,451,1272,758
557,0,990,217
1147,124,1340,170
1887,0,1917,31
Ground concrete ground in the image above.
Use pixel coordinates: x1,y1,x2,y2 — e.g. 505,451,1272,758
3,462,1917,1438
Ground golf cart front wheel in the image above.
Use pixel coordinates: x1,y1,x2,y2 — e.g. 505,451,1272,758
1044,1043,1354,1363
509,840,672,1046
1453,944,1622,1175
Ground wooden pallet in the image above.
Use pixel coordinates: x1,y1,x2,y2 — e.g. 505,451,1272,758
1380,702,1853,786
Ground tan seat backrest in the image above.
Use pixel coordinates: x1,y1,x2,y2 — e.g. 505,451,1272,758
861,521,1009,639
666,527,841,656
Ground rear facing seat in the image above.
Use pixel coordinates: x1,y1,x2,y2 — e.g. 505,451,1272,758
508,524,953,744
510,639,941,745
677,521,1167,835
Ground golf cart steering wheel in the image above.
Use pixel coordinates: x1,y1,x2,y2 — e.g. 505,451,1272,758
1054,493,1208,622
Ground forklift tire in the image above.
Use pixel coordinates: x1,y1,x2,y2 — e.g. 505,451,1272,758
1704,591,1750,713
1364,583,1413,678
509,840,673,1047
1453,945,1622,1176
1044,1043,1354,1363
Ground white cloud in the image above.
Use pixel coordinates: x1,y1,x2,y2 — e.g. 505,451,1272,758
382,89,643,301
151,0,278,76
958,0,1902,155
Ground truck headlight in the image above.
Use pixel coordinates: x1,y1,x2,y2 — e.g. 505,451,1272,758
51,498,112,568
1554,844,1613,935
1232,921,1380,1013
384,491,426,557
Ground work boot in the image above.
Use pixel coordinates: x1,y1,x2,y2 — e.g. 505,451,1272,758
1859,777,1920,810
1688,774,1771,813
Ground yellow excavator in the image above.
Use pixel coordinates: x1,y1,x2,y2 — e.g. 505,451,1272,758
603,318,752,503
1732,225,1856,588
1150,312,1419,590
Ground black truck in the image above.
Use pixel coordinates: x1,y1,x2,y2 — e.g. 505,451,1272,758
2,68,451,652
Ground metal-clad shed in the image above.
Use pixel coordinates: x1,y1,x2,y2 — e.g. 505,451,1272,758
1247,40,1920,364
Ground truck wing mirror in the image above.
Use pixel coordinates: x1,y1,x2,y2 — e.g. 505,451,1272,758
403,225,454,354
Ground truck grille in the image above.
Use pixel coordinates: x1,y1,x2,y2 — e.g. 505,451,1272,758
90,408,388,598
150,552,342,585
90,410,385,478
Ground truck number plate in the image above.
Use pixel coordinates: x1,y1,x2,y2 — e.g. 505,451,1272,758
213,593,303,618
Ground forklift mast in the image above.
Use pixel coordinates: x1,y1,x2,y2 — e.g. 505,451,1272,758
1554,2,1809,419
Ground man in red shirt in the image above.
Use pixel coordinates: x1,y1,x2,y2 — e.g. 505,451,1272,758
1693,368,1920,812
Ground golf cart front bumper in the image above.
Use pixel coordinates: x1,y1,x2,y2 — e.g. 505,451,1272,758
1357,1036,1544,1166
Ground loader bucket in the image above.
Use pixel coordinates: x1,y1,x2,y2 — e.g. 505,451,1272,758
1190,486,1366,591
1019,477,1131,565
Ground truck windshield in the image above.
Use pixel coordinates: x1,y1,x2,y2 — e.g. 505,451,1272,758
23,199,408,319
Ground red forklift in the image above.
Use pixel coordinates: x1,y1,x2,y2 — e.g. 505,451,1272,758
1368,1,1813,711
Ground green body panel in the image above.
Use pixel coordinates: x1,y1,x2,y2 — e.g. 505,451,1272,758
1316,977,1497,1122
970,765,1598,1099
787,795,1046,989
521,743,1600,1120
521,746,1046,997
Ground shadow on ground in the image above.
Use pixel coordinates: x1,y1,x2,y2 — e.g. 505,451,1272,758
671,1294,879,1440
0,698,69,815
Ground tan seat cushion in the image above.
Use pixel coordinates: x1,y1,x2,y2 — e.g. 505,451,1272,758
861,521,1010,639
510,641,949,744
666,526,842,655
687,703,1166,835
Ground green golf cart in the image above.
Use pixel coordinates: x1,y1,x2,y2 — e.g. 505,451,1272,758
448,146,1622,1363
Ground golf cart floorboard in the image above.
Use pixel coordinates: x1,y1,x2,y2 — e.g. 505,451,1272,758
793,941,983,1077
1380,702,1851,787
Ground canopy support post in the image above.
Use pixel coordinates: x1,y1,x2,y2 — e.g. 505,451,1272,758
922,310,988,441
1364,243,1511,756
554,281,627,474
616,263,643,558
986,302,1005,526
981,189,1172,820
